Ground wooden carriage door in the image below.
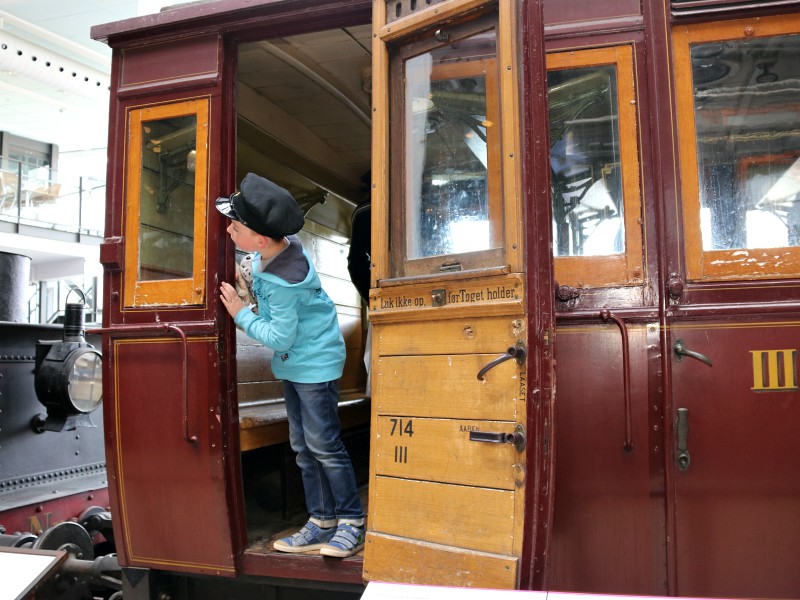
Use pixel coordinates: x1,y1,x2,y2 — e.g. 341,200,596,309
668,14,800,598
363,0,552,589
100,33,239,575
545,43,660,595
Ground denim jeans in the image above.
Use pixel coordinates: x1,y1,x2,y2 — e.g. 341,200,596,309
283,380,364,521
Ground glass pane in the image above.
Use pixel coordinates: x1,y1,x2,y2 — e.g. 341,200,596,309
69,351,103,412
548,65,623,257
691,34,800,250
403,28,500,260
138,114,197,280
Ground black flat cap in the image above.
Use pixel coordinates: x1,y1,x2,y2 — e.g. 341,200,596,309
216,173,304,238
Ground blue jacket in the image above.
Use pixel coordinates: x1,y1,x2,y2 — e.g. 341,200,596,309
234,237,346,383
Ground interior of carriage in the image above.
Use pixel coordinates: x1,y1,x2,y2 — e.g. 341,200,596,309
229,24,374,556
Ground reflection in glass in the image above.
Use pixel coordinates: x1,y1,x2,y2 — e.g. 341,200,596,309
404,28,500,260
691,34,800,250
548,65,623,257
138,115,197,280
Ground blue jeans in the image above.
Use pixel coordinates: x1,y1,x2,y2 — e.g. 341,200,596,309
283,380,364,521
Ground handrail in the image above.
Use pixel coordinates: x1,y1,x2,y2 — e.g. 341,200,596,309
600,309,633,452
89,321,216,445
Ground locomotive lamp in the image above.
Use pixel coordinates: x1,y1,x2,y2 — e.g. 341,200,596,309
32,296,102,433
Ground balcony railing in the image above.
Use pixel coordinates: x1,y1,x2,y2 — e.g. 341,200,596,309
0,158,105,236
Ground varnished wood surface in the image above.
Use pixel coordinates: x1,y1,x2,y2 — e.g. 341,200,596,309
364,532,517,588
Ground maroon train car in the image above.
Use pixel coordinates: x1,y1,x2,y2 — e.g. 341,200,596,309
89,0,800,598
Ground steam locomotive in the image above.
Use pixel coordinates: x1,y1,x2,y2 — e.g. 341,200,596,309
0,250,119,599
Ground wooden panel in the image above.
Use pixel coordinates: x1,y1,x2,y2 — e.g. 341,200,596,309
112,337,235,573
121,34,219,89
370,274,525,322
375,316,525,356
543,0,640,25
548,325,658,594
672,322,800,598
378,0,491,42
364,532,518,588
374,416,519,489
670,0,800,18
370,476,516,555
376,354,520,420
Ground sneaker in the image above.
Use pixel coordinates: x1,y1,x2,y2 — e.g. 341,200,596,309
319,523,365,558
273,521,336,553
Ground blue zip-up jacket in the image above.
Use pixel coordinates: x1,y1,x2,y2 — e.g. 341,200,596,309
234,236,345,383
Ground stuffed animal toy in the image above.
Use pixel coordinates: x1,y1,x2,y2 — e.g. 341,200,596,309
235,253,258,314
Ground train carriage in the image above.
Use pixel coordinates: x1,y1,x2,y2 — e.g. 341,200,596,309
89,0,800,598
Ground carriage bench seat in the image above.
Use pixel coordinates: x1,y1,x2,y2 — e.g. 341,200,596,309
238,393,371,452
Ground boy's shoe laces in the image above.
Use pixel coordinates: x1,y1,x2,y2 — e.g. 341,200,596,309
273,521,336,553
320,523,365,558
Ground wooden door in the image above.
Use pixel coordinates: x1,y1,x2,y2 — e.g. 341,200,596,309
100,80,239,575
545,43,664,595
363,0,552,589
669,14,800,598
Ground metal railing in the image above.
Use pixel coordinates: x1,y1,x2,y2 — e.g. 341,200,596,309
0,157,105,235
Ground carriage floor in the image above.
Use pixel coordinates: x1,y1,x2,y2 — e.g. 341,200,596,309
244,481,369,560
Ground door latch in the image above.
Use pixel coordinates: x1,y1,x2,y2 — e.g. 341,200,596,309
676,407,690,471
469,424,526,452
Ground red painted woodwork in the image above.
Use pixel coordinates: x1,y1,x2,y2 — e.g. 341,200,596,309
670,322,800,598
549,323,664,595
119,34,220,90
543,0,641,25
109,337,235,575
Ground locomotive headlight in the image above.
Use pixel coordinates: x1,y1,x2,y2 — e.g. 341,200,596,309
33,300,102,433
63,347,103,413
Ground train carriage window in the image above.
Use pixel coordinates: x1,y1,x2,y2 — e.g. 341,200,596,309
123,98,209,306
675,17,800,280
389,13,505,277
547,46,643,288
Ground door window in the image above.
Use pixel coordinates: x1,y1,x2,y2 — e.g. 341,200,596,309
547,46,643,288
674,17,800,280
390,14,505,277
123,98,209,306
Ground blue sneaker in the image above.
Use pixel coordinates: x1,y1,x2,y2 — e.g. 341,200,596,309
320,523,365,558
273,521,336,553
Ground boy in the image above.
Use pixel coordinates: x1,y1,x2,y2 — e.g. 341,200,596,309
217,173,365,558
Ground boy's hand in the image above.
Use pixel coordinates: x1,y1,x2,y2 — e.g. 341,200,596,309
220,281,247,318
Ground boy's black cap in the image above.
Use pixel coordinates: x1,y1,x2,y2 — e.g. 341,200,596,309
216,173,304,238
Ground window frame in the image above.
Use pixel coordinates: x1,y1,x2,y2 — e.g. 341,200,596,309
123,97,209,307
674,16,800,282
378,3,523,284
547,45,643,289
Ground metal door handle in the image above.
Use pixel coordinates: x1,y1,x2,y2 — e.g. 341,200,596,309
600,310,633,451
477,341,526,381
469,424,526,452
676,407,690,471
673,339,712,367
88,321,204,445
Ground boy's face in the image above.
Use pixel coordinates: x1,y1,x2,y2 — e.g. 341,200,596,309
227,220,262,252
